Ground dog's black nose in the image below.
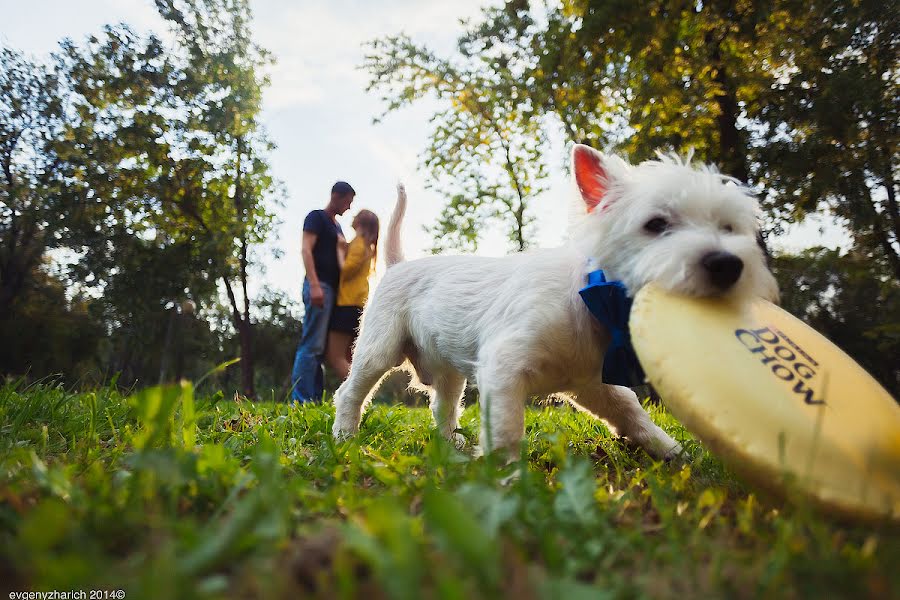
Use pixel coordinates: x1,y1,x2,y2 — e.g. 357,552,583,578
702,251,744,290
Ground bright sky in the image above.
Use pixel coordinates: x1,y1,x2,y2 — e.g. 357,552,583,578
3,0,848,305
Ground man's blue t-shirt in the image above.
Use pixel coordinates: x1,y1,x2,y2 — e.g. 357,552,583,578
303,210,343,289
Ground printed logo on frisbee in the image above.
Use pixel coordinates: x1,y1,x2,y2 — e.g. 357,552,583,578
734,326,826,405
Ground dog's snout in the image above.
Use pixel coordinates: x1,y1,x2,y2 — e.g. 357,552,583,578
702,251,743,290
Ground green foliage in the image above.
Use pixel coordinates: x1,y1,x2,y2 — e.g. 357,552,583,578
751,0,900,276
469,0,898,257
0,46,65,314
364,35,549,252
1,383,896,598
773,247,900,395
0,267,103,382
1,1,282,395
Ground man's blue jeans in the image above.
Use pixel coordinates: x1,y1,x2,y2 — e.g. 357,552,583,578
291,279,335,403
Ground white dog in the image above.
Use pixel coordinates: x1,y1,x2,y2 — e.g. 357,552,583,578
332,144,779,459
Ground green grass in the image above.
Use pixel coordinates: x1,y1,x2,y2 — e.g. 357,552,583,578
0,379,896,599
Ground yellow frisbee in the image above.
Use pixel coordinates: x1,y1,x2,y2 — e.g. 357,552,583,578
630,284,900,521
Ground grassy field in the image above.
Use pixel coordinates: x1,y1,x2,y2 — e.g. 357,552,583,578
0,379,897,599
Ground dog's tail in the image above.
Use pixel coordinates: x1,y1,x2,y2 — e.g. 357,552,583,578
385,182,407,267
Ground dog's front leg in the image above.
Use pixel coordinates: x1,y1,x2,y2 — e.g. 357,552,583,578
572,382,682,460
476,356,527,458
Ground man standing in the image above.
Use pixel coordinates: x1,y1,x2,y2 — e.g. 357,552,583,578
291,181,355,403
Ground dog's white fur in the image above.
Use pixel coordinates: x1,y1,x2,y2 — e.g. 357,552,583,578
332,145,778,458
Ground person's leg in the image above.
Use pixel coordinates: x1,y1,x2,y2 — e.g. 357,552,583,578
326,329,353,380
312,283,336,400
345,332,355,364
290,280,335,403
345,307,362,364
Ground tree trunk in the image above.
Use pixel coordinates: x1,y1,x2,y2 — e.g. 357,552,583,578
222,275,254,397
238,238,255,396
0,141,33,314
882,172,900,253
0,262,26,315
228,135,255,397
158,306,177,384
0,226,44,315
848,172,900,281
708,41,749,183
865,194,900,281
238,318,253,396
708,38,773,263
502,141,528,252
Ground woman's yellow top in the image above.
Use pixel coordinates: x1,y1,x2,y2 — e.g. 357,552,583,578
337,236,374,307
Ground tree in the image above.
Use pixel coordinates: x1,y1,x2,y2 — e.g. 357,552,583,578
0,264,103,381
364,35,548,252
773,248,899,396
0,48,109,383
455,0,769,177
44,26,214,384
454,0,898,266
364,1,788,248
153,0,281,396
752,0,900,279
47,1,280,396
1,3,281,394
0,47,63,314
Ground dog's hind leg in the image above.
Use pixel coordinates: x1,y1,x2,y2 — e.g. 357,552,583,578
332,309,404,439
572,383,681,460
332,350,397,438
430,371,467,447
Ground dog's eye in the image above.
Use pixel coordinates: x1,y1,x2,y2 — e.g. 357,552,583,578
643,217,670,235
722,224,734,233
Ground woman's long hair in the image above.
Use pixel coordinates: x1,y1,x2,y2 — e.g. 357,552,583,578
353,209,380,272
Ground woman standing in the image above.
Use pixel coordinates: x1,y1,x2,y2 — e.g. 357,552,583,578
326,209,379,379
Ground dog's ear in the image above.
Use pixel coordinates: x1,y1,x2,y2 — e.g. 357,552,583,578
572,144,626,213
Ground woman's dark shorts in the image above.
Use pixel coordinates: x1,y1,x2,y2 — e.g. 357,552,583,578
330,305,363,334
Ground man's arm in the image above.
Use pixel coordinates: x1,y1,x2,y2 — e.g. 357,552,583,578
337,233,348,270
301,231,325,307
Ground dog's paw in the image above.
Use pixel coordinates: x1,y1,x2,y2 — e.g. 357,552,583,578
332,429,352,442
449,431,468,451
332,419,359,441
470,442,520,466
662,441,684,462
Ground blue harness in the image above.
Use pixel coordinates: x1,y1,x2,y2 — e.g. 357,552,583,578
578,268,646,387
